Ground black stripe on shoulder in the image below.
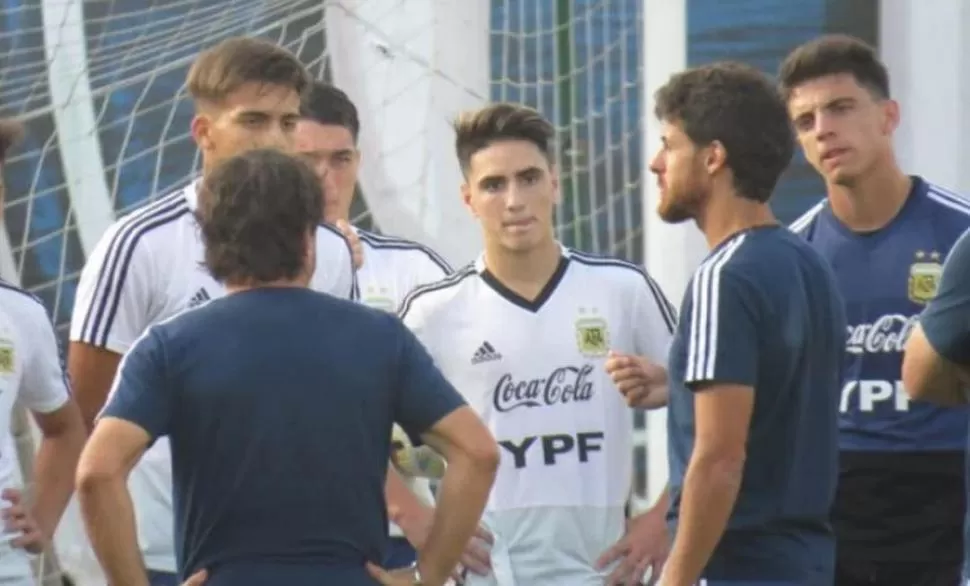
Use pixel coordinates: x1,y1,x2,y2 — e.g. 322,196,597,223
0,279,45,310
358,229,453,274
79,196,190,347
397,263,476,321
568,249,677,333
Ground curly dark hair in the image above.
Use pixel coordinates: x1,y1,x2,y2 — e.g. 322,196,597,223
198,148,322,285
453,103,555,173
654,61,794,203
300,81,360,142
778,35,889,102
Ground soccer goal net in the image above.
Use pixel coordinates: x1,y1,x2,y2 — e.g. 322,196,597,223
1,1,649,583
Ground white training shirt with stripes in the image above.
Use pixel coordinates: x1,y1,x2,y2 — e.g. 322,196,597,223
68,182,356,573
352,226,453,539
399,245,676,586
0,281,71,582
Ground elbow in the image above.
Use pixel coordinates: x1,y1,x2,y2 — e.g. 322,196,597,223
75,457,124,497
900,350,941,403
464,438,501,482
473,440,501,474
692,449,745,488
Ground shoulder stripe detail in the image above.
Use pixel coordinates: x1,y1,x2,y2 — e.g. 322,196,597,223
568,249,677,333
358,230,453,274
788,200,825,234
0,279,44,309
685,235,746,382
78,197,190,347
0,280,72,395
926,184,970,218
397,263,476,320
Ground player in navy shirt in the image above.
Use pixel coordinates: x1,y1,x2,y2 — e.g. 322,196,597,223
782,36,970,586
649,62,845,585
904,229,970,581
75,148,499,586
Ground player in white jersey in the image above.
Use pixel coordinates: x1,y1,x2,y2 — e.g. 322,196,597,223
398,103,675,585
0,119,86,584
295,81,487,575
67,39,355,586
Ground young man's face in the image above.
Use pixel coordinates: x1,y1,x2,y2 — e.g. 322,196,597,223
461,139,559,254
192,82,302,169
787,73,898,186
293,120,359,224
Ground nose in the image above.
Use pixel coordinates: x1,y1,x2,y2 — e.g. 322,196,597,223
504,184,526,210
813,112,837,139
648,150,664,175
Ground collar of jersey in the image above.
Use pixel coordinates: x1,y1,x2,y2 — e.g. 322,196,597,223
473,242,569,273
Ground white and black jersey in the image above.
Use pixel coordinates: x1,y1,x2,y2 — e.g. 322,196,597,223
68,182,356,572
400,246,675,585
0,281,71,581
353,227,452,538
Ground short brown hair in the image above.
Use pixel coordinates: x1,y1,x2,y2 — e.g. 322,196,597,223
654,61,794,204
778,35,889,101
198,148,322,285
186,37,309,104
0,119,25,164
300,82,360,142
453,103,555,172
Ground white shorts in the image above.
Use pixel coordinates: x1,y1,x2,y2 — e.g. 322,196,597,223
0,540,33,585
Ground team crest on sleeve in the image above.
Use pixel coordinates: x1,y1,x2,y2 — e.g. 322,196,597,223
0,337,14,374
575,312,610,357
908,250,943,305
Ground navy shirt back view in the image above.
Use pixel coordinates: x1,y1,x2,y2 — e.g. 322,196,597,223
666,226,846,584
102,287,466,585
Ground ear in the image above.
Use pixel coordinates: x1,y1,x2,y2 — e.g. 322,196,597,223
549,164,562,205
703,140,728,176
461,182,477,217
882,99,901,135
190,115,213,152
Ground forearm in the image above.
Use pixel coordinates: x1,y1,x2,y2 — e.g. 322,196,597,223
77,476,149,586
417,456,494,584
663,455,742,586
31,432,85,538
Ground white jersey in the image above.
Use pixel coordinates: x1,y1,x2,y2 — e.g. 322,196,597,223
400,247,675,586
0,282,71,583
354,227,452,537
68,182,355,572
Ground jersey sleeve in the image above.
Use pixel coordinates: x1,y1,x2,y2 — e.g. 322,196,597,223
19,300,71,414
413,248,453,285
920,229,970,365
69,222,157,354
683,268,759,388
311,224,356,300
633,270,677,364
392,319,466,442
99,327,172,441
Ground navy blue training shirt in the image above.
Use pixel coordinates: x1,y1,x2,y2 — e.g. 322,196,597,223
101,287,466,586
914,226,970,575
792,177,970,562
667,226,845,584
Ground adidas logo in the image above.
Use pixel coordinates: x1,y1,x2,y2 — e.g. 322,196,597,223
187,288,211,308
471,341,502,365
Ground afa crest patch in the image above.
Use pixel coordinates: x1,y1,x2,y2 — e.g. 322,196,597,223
0,338,14,374
575,317,609,357
908,250,943,305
